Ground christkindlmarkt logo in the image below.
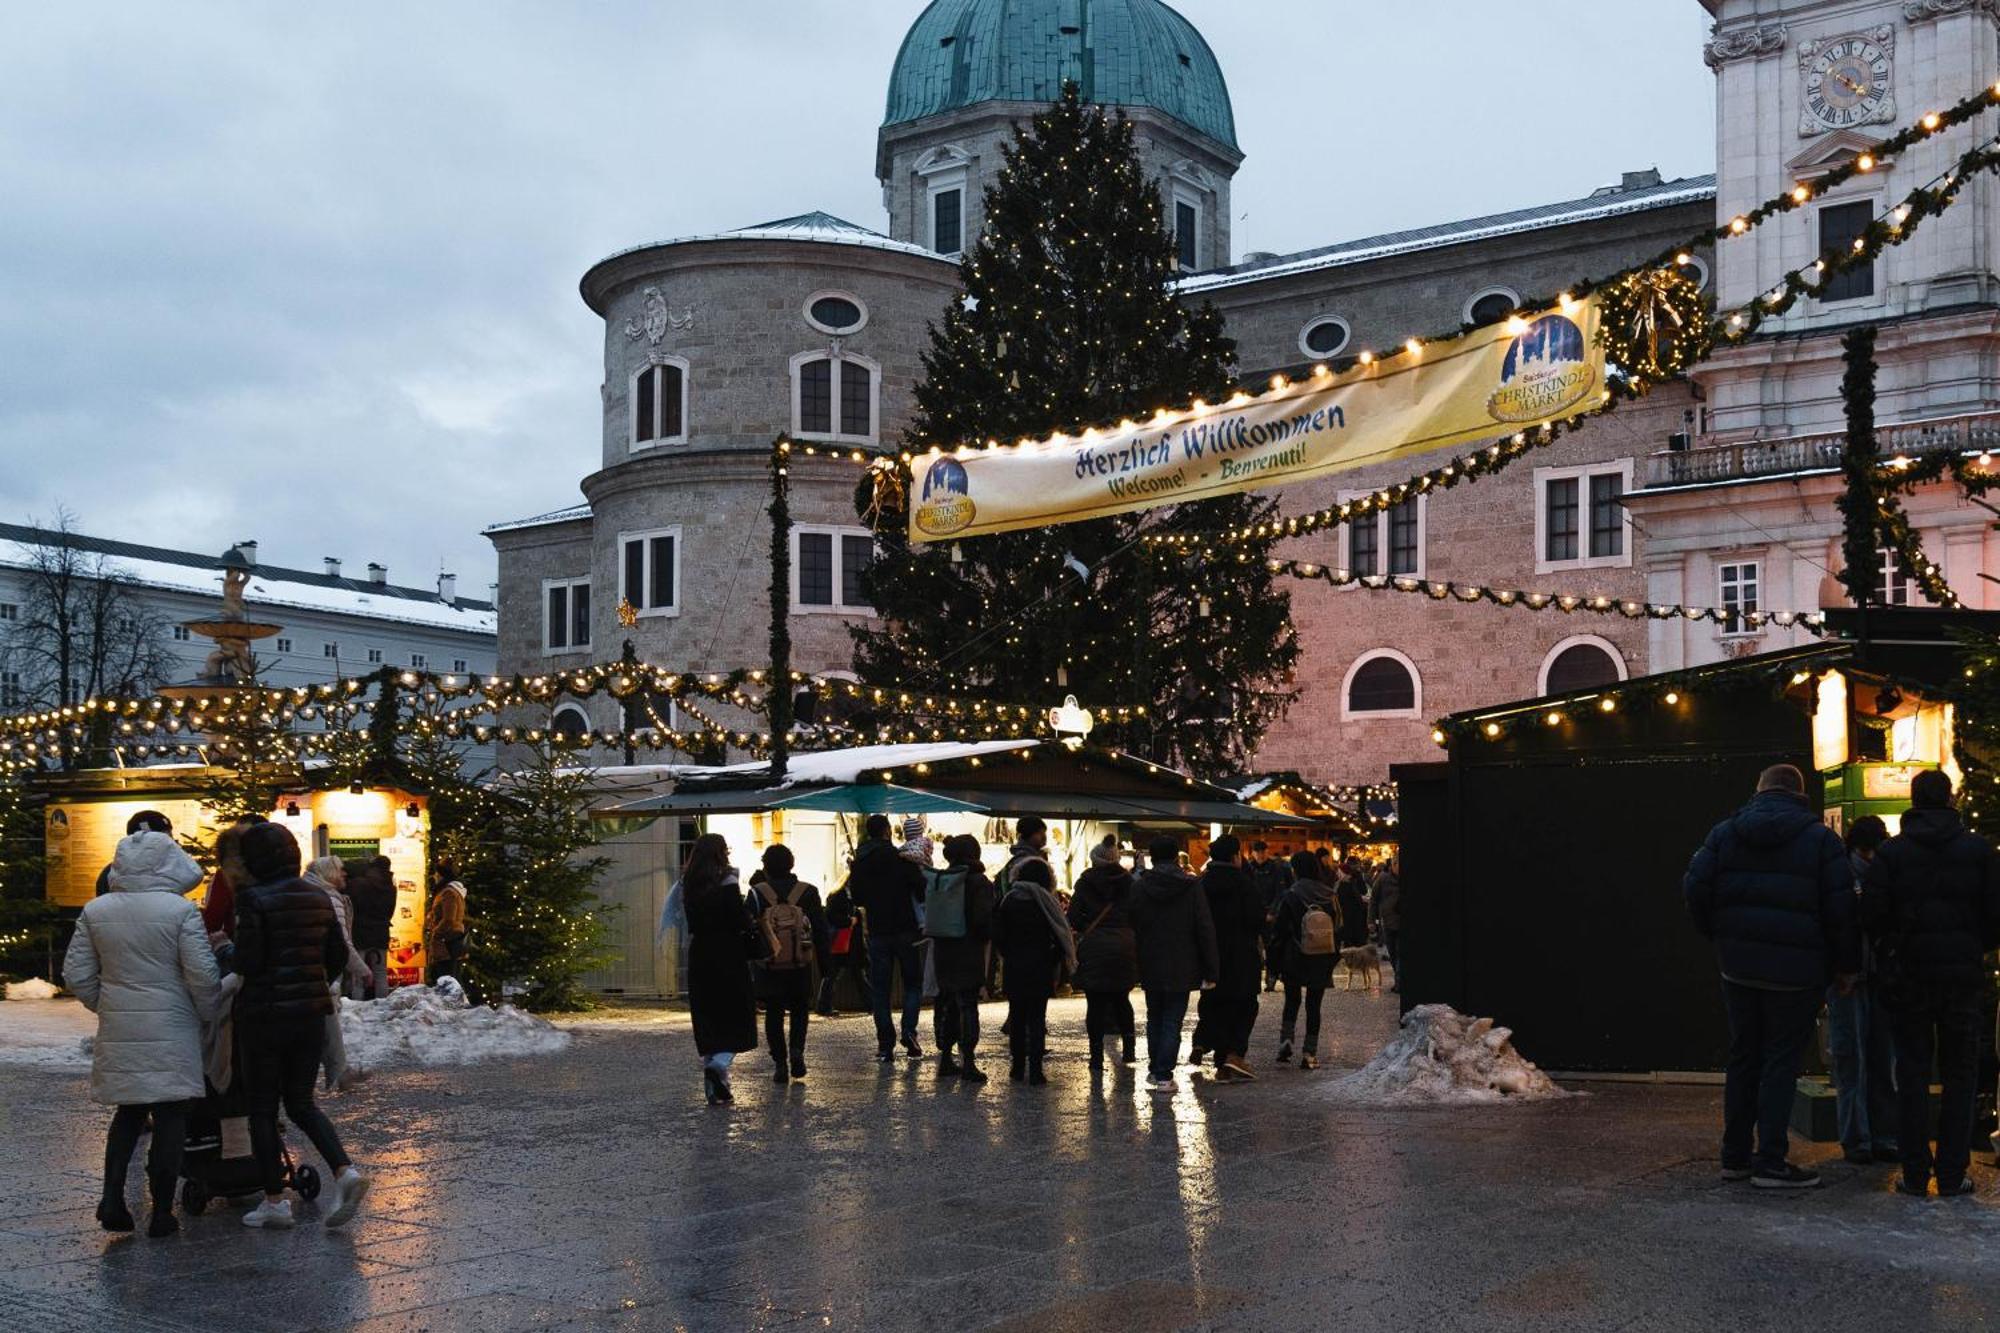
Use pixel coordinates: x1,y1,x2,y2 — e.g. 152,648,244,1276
913,455,976,536
1488,313,1595,424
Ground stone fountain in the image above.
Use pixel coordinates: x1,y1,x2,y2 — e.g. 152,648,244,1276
156,545,284,698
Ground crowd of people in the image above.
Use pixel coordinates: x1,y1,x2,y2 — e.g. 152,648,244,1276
663,813,1400,1105
1685,763,2000,1196
58,809,437,1237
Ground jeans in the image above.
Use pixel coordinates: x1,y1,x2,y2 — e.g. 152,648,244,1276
1145,988,1190,1080
104,1101,188,1206
1889,983,1984,1190
1280,983,1326,1054
817,947,872,1015
1720,981,1822,1171
1826,982,1898,1155
869,932,924,1051
1008,995,1049,1072
763,969,811,1064
362,948,388,999
243,1020,351,1195
1084,990,1136,1057
934,987,981,1060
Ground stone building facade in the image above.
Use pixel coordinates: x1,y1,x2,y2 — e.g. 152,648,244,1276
490,0,1979,786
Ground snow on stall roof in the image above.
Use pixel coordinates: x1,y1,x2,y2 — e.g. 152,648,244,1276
1178,175,1717,294
482,503,593,536
687,740,1040,788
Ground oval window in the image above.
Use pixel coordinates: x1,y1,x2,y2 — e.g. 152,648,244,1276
807,295,865,334
1466,290,1519,325
1300,318,1350,358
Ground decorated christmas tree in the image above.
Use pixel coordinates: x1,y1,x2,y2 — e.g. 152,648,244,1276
853,86,1296,771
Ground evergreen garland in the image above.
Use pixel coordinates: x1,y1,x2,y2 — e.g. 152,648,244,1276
1838,325,1883,611
852,85,1297,771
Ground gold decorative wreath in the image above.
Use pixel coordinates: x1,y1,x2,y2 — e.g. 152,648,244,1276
1599,268,1712,384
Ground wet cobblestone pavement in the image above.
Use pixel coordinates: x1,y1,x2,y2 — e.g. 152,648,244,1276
5,989,2000,1331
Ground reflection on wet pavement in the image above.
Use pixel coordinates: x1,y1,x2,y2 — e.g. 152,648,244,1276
4,989,1999,1331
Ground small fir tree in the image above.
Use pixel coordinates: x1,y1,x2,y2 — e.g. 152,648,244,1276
853,86,1297,770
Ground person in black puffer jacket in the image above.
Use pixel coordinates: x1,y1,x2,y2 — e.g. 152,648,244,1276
1192,837,1267,1082
1128,837,1218,1091
1068,839,1138,1070
847,814,929,1060
1684,764,1859,1191
231,823,368,1230
342,856,396,999
1861,770,2000,1198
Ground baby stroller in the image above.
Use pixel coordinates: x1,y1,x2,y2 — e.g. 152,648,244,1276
177,1043,320,1214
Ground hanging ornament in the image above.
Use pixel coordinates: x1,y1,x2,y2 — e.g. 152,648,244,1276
860,457,908,527
1599,267,1711,384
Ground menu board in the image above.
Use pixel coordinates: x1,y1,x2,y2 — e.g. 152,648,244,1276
45,799,210,907
379,834,428,986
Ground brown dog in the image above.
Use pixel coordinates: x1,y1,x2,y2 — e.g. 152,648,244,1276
1338,944,1383,991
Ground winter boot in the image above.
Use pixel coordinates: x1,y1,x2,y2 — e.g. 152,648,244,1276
938,1050,962,1078
1089,1035,1104,1071
1028,1054,1048,1086
96,1195,135,1233
960,1056,989,1085
790,1054,808,1080
1121,1034,1137,1065
145,1173,178,1238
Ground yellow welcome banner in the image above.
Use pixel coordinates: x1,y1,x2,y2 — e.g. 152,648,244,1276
910,296,1608,542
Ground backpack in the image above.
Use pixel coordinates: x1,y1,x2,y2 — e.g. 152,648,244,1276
1297,894,1338,957
757,882,815,970
924,867,969,940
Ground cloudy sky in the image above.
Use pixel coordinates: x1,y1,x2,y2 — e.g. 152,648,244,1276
0,1,1715,594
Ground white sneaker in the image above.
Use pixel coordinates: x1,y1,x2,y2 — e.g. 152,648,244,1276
1148,1075,1175,1093
324,1167,370,1229
243,1197,294,1229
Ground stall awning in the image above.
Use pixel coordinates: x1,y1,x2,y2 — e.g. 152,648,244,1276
605,785,1305,827
768,784,987,815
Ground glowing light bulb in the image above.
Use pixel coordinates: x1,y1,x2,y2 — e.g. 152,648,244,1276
1729,216,1749,234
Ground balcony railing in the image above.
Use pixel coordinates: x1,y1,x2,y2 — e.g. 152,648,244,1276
1645,410,2000,488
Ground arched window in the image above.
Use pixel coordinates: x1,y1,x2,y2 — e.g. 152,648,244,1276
1299,317,1351,360
792,351,877,443
551,704,590,742
1465,287,1520,326
1341,650,1422,720
630,358,687,450
1539,636,1626,696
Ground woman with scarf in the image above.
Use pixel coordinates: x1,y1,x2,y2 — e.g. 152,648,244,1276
668,833,759,1105
994,855,1075,1085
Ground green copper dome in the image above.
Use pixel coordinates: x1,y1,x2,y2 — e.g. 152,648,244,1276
884,0,1237,151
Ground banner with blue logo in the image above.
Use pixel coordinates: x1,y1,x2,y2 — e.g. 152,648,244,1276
909,296,1607,542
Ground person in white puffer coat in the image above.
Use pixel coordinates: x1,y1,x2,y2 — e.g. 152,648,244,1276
62,829,222,1238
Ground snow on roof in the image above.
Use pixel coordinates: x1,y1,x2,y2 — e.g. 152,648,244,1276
0,524,495,637
482,504,592,536
585,211,952,278
691,739,1041,787
1178,175,1718,294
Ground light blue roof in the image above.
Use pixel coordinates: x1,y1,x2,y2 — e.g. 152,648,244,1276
884,0,1237,151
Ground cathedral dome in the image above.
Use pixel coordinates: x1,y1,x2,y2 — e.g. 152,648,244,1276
884,0,1237,150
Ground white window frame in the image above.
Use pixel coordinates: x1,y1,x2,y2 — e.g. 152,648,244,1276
1681,255,1711,291
1537,634,1628,697
628,357,689,452
171,624,192,642
1534,460,1634,574
1340,648,1424,721
1338,492,1426,580
618,527,682,619
1171,186,1202,271
0,670,20,708
0,602,16,622
323,642,340,659
1877,546,1919,606
1717,559,1763,637
1815,194,1883,307
366,648,384,664
550,703,591,741
1298,315,1351,361
790,350,880,445
274,638,292,654
927,177,967,257
791,525,878,615
542,576,592,656
410,652,428,669
803,290,869,336
1463,286,1521,325
452,657,469,673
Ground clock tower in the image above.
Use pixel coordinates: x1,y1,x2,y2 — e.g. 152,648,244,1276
1697,0,2000,438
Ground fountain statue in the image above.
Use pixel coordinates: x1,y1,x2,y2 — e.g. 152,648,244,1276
157,545,283,697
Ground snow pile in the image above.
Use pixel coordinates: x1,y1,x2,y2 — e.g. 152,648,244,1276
0,998,94,1069
4,977,59,1000
338,981,571,1068
1321,1004,1571,1106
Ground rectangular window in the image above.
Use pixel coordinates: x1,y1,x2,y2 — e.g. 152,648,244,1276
1544,479,1580,562
410,653,427,669
798,532,834,606
367,648,383,664
275,638,292,654
1387,500,1420,576
0,671,19,707
171,624,191,641
794,527,876,613
1588,472,1624,559
323,642,339,659
452,658,468,673
633,362,684,447
1877,547,1917,606
1349,511,1379,577
799,359,832,434
841,533,875,609
1538,462,1632,571
1175,200,1198,270
839,363,872,437
1819,201,1875,302
544,578,591,652
1719,561,1761,634
0,602,15,621
619,529,679,614
933,187,963,255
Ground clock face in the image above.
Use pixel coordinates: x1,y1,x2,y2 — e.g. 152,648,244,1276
1804,38,1891,131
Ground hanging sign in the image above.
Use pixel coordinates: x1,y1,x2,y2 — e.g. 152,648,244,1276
910,297,1608,541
